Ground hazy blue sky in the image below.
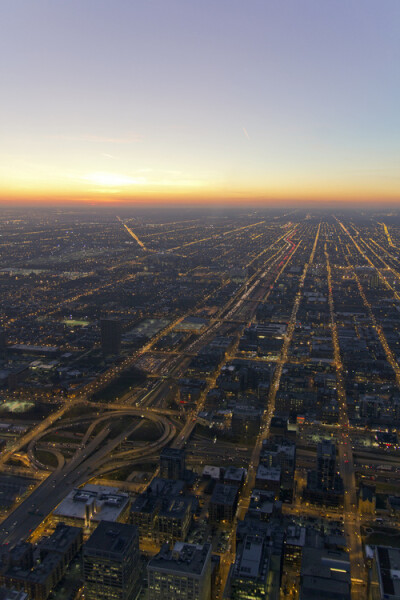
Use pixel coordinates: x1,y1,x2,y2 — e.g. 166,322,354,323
1,0,399,203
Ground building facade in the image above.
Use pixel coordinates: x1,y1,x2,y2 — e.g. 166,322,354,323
148,542,211,600
83,521,140,600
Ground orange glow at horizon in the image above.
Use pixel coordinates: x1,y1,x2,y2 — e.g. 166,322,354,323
2,160,397,207
0,182,398,207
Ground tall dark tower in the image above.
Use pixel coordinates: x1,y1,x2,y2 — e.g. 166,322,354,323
100,318,122,355
0,329,7,360
317,440,336,490
160,447,186,480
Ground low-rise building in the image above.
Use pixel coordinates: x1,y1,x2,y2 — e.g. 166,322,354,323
52,484,130,531
0,524,82,600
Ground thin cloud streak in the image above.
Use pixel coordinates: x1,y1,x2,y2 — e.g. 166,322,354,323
242,127,250,140
47,134,143,144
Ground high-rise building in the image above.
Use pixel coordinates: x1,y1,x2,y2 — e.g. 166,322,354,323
130,477,194,548
317,440,336,490
369,273,381,289
159,447,186,480
230,534,271,600
209,484,239,523
100,318,122,355
83,521,140,600
148,542,211,600
231,406,261,441
303,440,343,506
0,330,7,360
234,519,284,600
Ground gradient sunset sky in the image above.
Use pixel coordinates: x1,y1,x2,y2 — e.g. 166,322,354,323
1,1,399,205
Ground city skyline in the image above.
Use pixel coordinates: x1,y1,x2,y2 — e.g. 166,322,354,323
3,207,400,599
1,0,399,206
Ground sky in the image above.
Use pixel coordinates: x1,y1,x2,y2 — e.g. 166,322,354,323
1,0,399,206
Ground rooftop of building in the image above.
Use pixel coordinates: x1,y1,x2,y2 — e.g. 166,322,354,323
248,489,282,517
148,477,185,497
301,574,350,599
236,518,285,558
202,465,222,480
3,526,82,585
159,496,193,519
148,542,211,576
375,546,400,599
39,522,82,554
317,440,336,457
285,524,307,547
270,416,288,429
53,484,129,522
256,465,281,481
301,547,350,583
261,439,296,458
232,405,262,418
131,493,160,515
84,521,137,557
233,534,269,581
4,542,31,564
224,467,247,482
211,483,239,506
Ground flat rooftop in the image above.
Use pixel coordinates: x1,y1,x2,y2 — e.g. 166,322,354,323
148,542,211,576
84,520,137,558
375,546,400,599
235,535,266,580
224,467,246,482
53,484,129,522
211,483,238,506
256,465,281,481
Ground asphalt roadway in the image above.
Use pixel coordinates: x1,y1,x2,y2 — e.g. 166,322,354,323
0,408,175,547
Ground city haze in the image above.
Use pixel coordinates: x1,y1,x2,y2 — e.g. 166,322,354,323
1,0,399,206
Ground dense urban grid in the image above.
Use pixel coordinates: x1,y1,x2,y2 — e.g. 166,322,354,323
1,207,400,599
